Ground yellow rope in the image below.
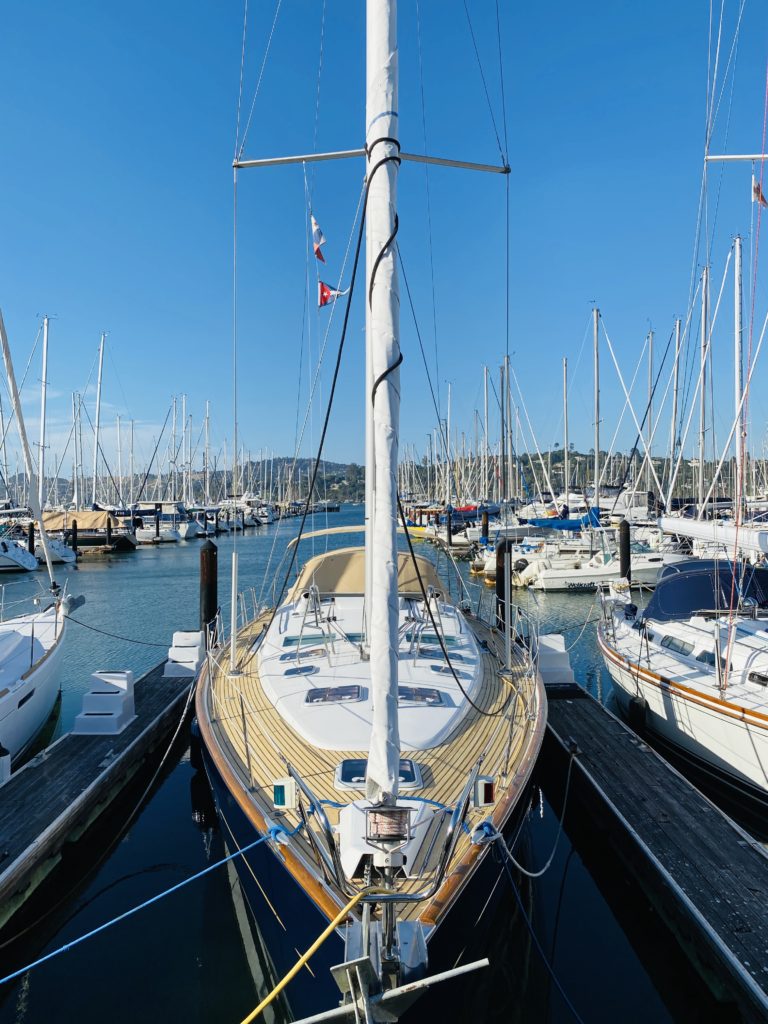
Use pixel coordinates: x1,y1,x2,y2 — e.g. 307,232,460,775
239,888,384,1023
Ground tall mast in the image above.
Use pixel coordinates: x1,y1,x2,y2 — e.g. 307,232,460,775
593,307,600,510
735,235,744,521
445,382,452,506
563,358,569,502
646,330,653,494
205,400,211,503
181,394,187,503
0,311,57,587
482,366,489,501
365,0,401,806
130,418,135,505
172,395,177,500
505,355,512,502
0,393,8,501
71,393,79,509
669,318,681,497
38,315,49,509
92,333,105,508
78,394,85,508
499,364,506,501
116,414,122,506
699,267,708,514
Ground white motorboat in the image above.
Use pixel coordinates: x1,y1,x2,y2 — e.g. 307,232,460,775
530,547,687,592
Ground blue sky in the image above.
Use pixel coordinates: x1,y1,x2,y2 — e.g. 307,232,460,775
1,1,767,480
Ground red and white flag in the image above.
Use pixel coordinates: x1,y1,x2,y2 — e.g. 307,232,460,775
318,281,348,307
311,214,326,262
753,175,768,207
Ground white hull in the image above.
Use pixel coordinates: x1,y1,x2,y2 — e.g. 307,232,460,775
177,519,202,540
0,606,66,762
600,628,768,798
532,553,683,592
135,527,181,544
35,539,77,565
0,539,38,572
465,522,532,543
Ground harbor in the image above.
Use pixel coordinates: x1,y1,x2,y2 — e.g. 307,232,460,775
4,2,768,1021
0,511,761,1022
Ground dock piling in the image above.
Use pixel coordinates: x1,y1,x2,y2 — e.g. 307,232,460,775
27,522,34,554
200,540,218,645
619,519,631,581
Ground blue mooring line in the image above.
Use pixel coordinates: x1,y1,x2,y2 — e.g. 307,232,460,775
0,831,280,987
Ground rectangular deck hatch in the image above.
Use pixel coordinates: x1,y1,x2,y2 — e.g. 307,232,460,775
334,757,423,791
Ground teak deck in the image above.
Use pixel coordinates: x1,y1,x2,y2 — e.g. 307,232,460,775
204,613,543,926
0,662,190,932
545,688,768,1023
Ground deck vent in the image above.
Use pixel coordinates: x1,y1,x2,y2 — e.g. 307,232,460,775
748,671,768,686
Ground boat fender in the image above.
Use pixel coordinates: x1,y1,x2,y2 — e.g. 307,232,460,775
514,558,529,572
627,695,648,734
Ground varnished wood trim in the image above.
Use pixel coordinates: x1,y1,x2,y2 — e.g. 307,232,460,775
598,626,768,732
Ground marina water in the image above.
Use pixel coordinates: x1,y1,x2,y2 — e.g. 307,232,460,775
0,507,724,1022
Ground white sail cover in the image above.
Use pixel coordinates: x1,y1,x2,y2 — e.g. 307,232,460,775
365,0,401,805
659,516,768,555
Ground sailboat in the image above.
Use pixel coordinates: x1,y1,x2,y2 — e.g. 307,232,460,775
195,4,546,1019
0,311,74,766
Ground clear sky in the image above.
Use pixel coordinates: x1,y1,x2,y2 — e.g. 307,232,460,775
1,1,767,482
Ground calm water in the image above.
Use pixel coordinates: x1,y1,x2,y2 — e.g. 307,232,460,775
0,508,723,1023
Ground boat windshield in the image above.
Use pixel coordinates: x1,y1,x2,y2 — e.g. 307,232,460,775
643,560,768,622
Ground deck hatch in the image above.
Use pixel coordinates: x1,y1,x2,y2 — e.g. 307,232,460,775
305,685,362,704
398,686,443,705
335,757,423,791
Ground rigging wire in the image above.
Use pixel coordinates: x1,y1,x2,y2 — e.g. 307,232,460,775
397,493,509,719
236,0,284,161
461,0,506,164
723,54,768,686
252,152,401,643
234,0,249,157
414,0,441,423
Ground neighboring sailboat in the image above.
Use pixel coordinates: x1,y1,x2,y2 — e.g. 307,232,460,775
196,5,546,1019
0,310,74,765
598,557,768,823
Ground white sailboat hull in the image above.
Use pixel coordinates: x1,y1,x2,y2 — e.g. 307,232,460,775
0,607,66,762
0,540,38,573
599,628,768,798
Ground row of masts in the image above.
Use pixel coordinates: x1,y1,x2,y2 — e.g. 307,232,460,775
404,237,750,515
2,321,337,512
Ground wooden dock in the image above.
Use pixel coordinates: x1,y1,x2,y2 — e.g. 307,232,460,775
0,662,191,933
543,682,768,1023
